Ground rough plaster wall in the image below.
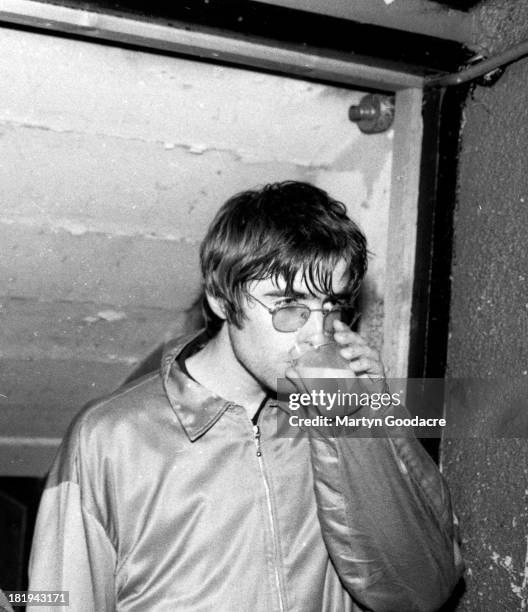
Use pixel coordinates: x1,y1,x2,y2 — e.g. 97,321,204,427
0,28,392,473
442,1,528,609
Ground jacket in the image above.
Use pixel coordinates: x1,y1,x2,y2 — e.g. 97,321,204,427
28,332,463,611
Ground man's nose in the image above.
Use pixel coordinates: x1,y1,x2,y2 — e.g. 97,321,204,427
297,309,328,348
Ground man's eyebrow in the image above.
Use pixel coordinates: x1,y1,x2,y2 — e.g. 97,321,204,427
263,289,308,299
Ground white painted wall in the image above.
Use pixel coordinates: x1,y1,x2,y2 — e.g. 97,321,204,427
0,26,393,473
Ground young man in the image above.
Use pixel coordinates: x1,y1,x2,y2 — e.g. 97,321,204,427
29,182,463,611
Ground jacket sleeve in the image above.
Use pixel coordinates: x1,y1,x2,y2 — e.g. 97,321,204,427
28,419,117,612
0,590,14,612
309,401,464,612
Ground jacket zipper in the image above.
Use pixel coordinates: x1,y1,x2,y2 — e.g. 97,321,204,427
253,424,285,612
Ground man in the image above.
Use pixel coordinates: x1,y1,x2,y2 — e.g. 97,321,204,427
29,181,463,611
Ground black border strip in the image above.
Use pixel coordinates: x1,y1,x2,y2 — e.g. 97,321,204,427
408,84,470,460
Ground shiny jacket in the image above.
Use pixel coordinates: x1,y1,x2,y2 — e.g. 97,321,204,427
29,333,463,611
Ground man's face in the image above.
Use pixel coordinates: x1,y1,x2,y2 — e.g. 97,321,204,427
225,259,351,393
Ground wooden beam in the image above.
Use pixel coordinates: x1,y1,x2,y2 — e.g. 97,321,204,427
382,88,424,380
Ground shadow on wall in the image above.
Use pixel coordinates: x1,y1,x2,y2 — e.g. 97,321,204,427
124,291,207,383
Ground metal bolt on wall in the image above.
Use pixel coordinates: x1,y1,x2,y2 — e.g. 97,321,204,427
348,94,395,134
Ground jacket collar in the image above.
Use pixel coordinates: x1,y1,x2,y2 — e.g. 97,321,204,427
161,330,232,442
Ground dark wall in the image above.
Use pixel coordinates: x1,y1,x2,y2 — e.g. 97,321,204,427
442,1,528,609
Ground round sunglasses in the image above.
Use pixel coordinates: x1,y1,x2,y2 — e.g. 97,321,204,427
250,295,359,333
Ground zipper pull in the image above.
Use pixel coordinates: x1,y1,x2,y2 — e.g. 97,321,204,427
253,424,262,457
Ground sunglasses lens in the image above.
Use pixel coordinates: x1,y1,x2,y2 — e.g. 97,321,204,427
272,304,358,333
272,305,310,332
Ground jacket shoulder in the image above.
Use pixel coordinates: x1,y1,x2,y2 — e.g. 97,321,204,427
49,372,176,482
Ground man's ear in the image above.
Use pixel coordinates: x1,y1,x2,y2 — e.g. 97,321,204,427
204,292,228,321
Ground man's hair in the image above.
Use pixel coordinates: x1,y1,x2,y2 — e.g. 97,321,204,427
200,181,368,331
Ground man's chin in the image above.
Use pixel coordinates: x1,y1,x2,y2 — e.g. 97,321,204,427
273,375,299,400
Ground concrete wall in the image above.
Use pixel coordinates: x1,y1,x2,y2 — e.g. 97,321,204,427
0,27,393,474
442,1,528,609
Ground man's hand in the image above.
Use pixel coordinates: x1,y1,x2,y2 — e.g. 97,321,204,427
332,320,388,394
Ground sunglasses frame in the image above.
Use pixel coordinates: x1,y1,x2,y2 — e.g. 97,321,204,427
249,295,359,333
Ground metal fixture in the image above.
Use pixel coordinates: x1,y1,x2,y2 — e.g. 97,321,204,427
348,94,395,134
426,39,528,88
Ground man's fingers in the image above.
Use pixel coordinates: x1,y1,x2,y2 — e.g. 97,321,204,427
333,330,366,346
332,319,350,332
339,345,379,361
331,323,385,378
349,356,385,377
349,356,373,373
